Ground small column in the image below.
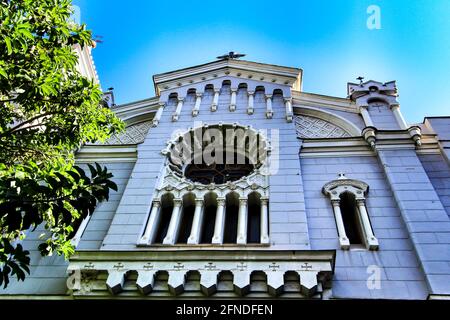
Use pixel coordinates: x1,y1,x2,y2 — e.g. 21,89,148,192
390,104,408,130
260,198,270,244
139,199,161,245
265,94,273,119
359,105,374,127
236,198,248,244
163,199,183,245
192,92,202,117
152,102,165,127
211,88,220,112
211,198,226,244
247,91,255,115
187,199,204,244
284,97,293,122
331,200,350,249
356,200,379,249
230,88,237,112
172,97,184,122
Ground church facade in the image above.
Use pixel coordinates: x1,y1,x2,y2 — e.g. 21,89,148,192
1,52,450,300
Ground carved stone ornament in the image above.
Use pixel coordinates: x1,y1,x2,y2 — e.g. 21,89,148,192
94,121,152,145
294,115,351,139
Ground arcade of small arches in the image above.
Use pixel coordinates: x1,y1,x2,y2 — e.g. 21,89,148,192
151,80,294,126
138,190,269,247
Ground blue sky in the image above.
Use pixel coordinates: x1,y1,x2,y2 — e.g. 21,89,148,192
73,0,450,123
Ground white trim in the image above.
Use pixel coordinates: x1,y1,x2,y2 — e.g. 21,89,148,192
75,145,137,163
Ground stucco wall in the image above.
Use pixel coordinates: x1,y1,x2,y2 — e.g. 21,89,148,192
300,155,428,299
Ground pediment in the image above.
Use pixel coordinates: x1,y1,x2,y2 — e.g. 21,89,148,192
153,59,302,98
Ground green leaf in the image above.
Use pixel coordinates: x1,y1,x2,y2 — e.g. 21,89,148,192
0,66,7,79
4,37,12,55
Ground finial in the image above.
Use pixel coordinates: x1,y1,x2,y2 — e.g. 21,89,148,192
217,52,246,60
357,76,364,86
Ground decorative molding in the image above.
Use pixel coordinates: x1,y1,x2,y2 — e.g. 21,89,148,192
75,145,137,163
67,250,335,298
294,115,351,139
93,121,152,145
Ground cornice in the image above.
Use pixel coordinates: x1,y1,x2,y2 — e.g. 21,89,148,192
75,145,137,163
293,91,358,113
70,249,336,263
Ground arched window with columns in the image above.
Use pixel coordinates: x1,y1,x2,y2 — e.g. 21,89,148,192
322,174,379,250
177,193,196,244
139,123,271,247
247,192,262,244
224,192,239,244
201,192,217,244
153,193,174,244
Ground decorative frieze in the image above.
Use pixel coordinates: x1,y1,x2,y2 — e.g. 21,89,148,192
67,250,335,298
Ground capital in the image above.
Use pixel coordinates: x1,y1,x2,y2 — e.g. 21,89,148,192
331,199,341,206
217,198,226,206
152,199,161,208
239,198,248,205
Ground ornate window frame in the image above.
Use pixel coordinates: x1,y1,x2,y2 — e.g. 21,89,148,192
322,174,379,250
138,123,271,247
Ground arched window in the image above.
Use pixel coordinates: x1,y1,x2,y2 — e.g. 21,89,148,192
201,193,217,244
247,192,262,244
339,192,364,245
154,194,174,244
224,192,239,244
322,174,379,250
177,193,196,244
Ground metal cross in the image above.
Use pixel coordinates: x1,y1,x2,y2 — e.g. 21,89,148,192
217,51,246,60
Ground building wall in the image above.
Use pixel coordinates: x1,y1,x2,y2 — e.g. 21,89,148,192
301,155,428,299
102,76,311,250
368,103,400,130
419,154,450,218
1,161,134,295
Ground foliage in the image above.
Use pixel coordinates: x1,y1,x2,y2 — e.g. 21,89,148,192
0,0,124,288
